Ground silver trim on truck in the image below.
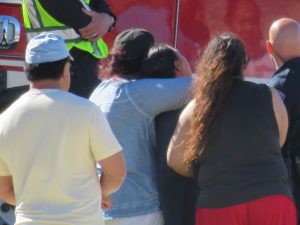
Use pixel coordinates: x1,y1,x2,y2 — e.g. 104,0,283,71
0,15,21,50
0,0,22,4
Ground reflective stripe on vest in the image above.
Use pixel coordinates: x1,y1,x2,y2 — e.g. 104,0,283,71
22,0,108,58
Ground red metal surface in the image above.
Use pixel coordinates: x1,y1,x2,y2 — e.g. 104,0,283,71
177,0,210,67
105,0,282,78
0,65,23,72
104,0,176,49
177,0,300,78
0,2,26,60
2,0,300,78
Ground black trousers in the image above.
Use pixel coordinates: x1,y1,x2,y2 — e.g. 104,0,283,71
156,109,197,225
69,48,101,98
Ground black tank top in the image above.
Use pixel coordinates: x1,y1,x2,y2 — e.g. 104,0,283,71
196,79,292,208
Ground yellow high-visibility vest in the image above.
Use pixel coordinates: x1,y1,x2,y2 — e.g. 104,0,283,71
22,0,109,59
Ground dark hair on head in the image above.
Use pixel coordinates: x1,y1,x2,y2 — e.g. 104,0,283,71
25,57,69,81
141,44,179,78
185,33,248,167
100,44,155,79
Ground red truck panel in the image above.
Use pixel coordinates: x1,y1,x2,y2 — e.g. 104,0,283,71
176,0,300,78
105,0,300,78
1,0,300,95
0,2,26,60
178,0,276,78
104,0,177,48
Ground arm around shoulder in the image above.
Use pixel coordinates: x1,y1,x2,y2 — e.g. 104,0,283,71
130,78,192,117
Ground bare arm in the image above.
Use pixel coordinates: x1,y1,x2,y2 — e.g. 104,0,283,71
99,151,126,198
270,88,289,147
0,176,15,206
167,100,194,177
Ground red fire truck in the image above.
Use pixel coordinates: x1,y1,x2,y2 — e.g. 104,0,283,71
0,0,300,223
0,0,27,113
2,0,300,110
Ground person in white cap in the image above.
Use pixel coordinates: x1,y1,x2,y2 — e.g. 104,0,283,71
0,32,126,225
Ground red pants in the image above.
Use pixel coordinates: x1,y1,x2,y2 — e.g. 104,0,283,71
196,195,297,225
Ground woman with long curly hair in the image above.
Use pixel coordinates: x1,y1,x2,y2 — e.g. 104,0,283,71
167,33,297,225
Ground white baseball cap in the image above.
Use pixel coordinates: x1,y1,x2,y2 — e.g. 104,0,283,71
25,32,70,64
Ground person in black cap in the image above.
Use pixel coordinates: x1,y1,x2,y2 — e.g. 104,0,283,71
0,32,126,225
89,29,192,225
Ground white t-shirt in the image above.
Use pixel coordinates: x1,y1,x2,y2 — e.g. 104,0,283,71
0,89,122,225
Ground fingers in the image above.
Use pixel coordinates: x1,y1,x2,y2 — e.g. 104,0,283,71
101,201,111,210
81,32,101,41
79,11,112,41
82,8,93,16
101,196,112,210
80,25,102,41
79,9,95,35
79,9,98,38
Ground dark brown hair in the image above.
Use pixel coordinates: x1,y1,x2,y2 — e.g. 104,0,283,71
141,44,179,78
185,33,248,166
25,57,69,81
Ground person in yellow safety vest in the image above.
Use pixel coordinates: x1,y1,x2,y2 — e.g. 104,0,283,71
22,0,116,98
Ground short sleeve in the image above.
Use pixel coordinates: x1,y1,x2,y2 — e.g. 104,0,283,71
89,105,122,161
0,157,10,176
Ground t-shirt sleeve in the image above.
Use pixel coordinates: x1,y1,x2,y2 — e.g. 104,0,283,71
89,105,122,161
0,157,10,176
127,78,192,117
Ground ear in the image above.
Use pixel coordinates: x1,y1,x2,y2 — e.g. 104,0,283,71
62,62,69,78
60,62,70,91
266,40,273,55
174,60,181,72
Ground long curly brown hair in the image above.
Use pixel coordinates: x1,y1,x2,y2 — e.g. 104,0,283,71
185,33,248,167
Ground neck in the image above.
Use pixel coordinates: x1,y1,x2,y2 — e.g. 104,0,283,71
271,55,284,69
274,60,283,69
30,79,64,90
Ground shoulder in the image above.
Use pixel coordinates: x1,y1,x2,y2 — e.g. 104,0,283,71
236,79,269,94
233,80,273,106
128,77,191,87
61,92,97,112
179,100,195,123
268,69,290,90
269,58,300,90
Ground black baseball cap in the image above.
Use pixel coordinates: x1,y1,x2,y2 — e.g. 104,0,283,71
113,28,155,60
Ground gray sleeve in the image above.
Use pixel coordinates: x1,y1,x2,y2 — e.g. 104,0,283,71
126,78,192,118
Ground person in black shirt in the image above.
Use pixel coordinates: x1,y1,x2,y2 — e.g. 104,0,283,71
141,44,195,225
267,17,300,224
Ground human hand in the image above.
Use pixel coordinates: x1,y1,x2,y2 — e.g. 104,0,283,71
101,194,112,210
79,9,114,41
